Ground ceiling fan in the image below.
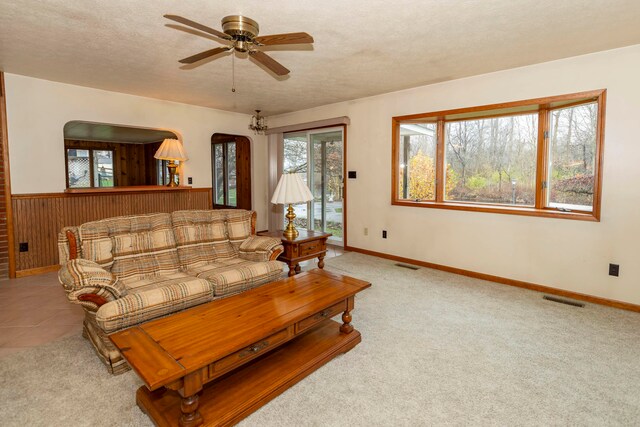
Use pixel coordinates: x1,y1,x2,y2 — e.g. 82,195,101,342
164,14,314,76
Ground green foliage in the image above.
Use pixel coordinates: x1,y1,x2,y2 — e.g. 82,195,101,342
466,175,488,190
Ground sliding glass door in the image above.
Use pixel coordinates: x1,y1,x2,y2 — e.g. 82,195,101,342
283,127,344,244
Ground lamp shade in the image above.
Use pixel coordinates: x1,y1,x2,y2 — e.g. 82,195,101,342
154,138,189,161
271,173,314,205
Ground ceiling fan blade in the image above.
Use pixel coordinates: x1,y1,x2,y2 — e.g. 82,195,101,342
254,32,314,46
164,14,230,40
249,50,290,76
179,47,230,64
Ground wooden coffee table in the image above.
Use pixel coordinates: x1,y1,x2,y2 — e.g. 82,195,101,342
110,269,370,427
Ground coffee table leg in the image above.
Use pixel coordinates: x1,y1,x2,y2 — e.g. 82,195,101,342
179,394,202,427
340,310,353,334
178,371,203,427
341,296,355,334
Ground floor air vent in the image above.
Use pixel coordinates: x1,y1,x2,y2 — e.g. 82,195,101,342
394,263,419,270
543,295,585,307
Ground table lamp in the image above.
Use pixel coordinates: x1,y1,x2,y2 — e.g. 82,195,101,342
271,173,314,240
154,138,189,187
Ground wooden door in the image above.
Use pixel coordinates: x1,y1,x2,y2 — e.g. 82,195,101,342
211,134,251,210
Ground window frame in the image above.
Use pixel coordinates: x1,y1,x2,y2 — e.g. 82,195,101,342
65,147,116,189
211,141,237,209
391,89,606,221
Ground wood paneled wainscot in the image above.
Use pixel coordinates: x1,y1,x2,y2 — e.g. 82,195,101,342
12,187,211,276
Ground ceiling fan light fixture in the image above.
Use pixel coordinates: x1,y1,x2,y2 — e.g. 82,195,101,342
249,110,268,134
221,15,260,39
165,14,314,77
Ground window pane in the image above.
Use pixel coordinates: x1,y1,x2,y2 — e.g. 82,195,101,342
157,160,165,185
445,114,538,205
93,150,114,187
398,123,437,201
214,144,224,205
291,172,310,231
173,160,180,185
325,137,343,239
283,132,308,174
547,103,597,211
67,149,90,188
227,142,236,207
311,139,323,232
284,132,309,229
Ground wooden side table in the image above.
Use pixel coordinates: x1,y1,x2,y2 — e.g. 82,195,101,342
259,229,332,276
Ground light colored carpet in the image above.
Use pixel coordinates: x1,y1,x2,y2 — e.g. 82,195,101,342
1,252,640,426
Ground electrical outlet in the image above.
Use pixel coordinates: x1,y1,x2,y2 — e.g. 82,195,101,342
19,242,28,252
382,230,387,239
364,227,368,236
609,263,619,277
188,177,193,185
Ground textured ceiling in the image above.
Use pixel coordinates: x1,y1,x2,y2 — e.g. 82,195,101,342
1,0,640,115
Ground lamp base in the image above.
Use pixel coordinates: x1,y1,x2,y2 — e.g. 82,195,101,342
167,161,178,187
283,204,299,240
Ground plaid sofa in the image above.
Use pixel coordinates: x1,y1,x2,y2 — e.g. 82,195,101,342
57,209,284,374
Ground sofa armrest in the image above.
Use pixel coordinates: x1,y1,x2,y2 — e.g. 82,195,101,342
58,226,81,264
238,236,284,262
58,259,126,310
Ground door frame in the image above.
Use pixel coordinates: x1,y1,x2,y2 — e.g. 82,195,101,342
211,133,252,210
0,72,16,278
282,124,347,247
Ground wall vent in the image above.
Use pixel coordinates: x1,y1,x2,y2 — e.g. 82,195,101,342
394,263,419,270
543,295,585,307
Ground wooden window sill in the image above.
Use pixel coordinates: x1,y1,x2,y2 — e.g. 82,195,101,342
392,200,599,222
64,185,193,194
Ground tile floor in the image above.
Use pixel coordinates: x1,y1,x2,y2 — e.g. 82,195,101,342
0,244,345,359
0,271,84,358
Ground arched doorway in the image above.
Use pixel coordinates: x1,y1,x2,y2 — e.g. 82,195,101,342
211,133,251,210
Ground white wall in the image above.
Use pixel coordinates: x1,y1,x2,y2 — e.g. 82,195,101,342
268,44,640,305
4,74,270,229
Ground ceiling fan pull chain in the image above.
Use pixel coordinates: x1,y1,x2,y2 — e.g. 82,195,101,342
231,52,236,93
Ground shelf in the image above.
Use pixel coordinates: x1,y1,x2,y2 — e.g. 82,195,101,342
63,185,193,195
136,321,361,427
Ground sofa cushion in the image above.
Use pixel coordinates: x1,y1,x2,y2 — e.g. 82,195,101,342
95,273,213,333
79,213,178,272
78,223,114,269
187,258,284,297
111,228,180,285
171,210,236,268
225,210,253,250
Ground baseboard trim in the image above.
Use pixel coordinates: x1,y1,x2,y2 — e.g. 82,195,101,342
19,248,639,313
16,264,60,278
344,245,640,313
